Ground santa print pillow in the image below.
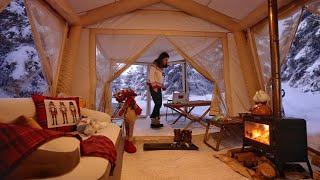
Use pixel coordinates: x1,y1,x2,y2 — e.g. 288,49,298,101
32,94,81,132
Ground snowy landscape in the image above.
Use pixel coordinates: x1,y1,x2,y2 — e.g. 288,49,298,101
0,1,319,149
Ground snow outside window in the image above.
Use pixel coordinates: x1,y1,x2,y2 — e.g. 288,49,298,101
0,0,48,97
112,65,148,116
187,64,213,117
280,11,320,152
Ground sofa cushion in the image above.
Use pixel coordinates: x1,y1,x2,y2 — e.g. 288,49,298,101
42,157,109,180
12,115,42,129
81,108,111,123
32,94,81,132
95,123,121,145
7,137,81,179
0,98,36,123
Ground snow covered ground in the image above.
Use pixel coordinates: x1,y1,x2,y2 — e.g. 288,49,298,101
282,82,320,134
282,82,320,150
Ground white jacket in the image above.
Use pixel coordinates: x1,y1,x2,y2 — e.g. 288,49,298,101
148,64,163,88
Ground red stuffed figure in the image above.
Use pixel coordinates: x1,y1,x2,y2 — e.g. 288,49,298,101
114,88,141,153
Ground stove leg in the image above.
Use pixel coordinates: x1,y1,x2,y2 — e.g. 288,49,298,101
276,162,285,178
306,159,313,178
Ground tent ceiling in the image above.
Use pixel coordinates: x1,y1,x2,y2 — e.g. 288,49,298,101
141,2,180,11
137,36,183,62
66,0,117,14
89,8,228,32
66,0,266,20
194,0,265,20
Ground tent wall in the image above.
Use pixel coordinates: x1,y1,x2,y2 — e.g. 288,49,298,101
233,31,261,100
25,0,68,95
226,33,251,115
56,25,82,95
70,28,91,103
86,29,239,115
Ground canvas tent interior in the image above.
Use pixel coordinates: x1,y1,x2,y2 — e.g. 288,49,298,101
0,0,319,147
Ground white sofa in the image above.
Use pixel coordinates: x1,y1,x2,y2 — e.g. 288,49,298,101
0,98,124,180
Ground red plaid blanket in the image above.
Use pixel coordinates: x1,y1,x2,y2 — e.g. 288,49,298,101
81,135,117,165
0,123,117,178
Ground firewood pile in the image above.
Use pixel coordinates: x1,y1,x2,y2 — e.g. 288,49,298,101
312,156,320,180
215,148,311,179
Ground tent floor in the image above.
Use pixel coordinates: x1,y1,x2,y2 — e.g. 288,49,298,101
132,114,217,138
121,135,246,180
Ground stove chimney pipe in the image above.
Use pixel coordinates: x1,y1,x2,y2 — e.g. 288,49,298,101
268,0,282,119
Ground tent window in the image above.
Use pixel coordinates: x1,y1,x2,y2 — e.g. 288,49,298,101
252,8,303,85
0,0,48,97
157,61,184,115
187,64,213,101
281,10,320,152
187,63,213,117
25,0,67,94
112,64,148,116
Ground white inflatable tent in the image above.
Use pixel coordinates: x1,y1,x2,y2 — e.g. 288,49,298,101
1,0,318,116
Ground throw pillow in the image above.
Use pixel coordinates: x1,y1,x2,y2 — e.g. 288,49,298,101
13,115,42,129
32,94,81,132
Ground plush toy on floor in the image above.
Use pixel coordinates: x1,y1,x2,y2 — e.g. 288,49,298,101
115,88,142,153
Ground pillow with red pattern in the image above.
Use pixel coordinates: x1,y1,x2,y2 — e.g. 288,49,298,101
31,94,81,132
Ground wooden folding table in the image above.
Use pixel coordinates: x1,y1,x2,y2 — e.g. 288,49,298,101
163,100,211,130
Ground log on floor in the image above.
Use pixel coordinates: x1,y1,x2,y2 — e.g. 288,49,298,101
256,162,277,179
314,171,320,180
234,152,255,162
312,155,320,167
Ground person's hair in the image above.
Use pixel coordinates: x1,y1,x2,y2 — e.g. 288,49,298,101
154,52,169,68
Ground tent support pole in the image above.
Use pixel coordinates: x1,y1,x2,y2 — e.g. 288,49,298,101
56,25,82,95
268,0,282,118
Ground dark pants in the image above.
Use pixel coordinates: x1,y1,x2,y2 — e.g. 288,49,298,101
150,87,162,119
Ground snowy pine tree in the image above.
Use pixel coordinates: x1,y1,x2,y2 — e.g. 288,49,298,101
281,11,320,93
0,0,47,97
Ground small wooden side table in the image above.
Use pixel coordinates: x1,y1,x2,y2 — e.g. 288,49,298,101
204,117,243,151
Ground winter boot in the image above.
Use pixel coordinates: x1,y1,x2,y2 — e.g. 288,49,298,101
155,116,164,127
150,117,160,129
124,140,136,153
172,129,181,146
150,117,163,129
181,130,192,147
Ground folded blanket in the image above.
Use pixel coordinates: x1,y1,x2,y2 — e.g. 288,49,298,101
0,123,117,178
80,135,117,165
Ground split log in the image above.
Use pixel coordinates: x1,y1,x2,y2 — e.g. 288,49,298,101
312,156,320,167
314,171,320,180
227,148,243,158
256,162,276,179
234,152,255,162
226,147,252,158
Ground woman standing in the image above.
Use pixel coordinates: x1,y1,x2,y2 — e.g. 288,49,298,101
148,52,169,128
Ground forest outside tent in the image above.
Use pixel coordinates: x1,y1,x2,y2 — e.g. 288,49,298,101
0,0,319,154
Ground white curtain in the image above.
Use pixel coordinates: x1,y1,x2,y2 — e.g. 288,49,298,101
95,34,157,113
166,36,227,115
252,7,303,85
25,0,67,94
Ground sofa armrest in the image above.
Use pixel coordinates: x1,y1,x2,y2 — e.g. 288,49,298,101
81,108,111,123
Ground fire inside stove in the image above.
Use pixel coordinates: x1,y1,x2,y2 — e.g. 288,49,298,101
245,121,270,145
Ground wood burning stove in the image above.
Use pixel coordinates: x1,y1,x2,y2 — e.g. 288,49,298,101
242,115,313,177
